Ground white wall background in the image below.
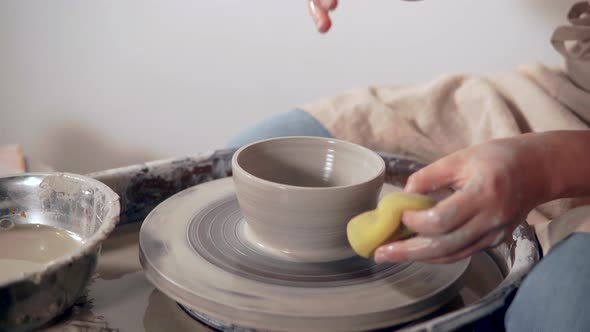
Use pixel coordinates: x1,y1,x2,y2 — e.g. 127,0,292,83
0,0,579,173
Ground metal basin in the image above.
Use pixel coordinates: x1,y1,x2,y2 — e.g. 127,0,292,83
0,173,120,332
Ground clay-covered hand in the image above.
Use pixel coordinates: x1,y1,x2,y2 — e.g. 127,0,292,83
374,137,547,264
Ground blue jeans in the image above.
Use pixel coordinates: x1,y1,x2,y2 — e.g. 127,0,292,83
226,109,334,148
505,233,590,331
228,109,590,331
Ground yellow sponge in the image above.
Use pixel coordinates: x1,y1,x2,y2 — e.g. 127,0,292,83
346,192,436,258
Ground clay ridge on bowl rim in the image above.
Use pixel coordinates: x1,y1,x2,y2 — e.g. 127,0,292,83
231,136,386,191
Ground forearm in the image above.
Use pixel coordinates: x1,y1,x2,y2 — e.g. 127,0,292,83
524,130,590,203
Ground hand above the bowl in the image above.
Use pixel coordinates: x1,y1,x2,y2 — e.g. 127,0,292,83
308,0,421,33
374,131,590,264
308,0,338,33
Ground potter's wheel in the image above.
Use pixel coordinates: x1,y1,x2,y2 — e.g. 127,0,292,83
139,178,470,332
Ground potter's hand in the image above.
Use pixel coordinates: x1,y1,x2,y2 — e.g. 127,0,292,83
308,0,338,33
374,137,547,264
308,0,421,33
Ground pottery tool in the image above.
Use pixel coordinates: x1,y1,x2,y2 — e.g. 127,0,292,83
347,192,436,258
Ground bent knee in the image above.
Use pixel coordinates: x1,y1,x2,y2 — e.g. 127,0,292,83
505,233,590,332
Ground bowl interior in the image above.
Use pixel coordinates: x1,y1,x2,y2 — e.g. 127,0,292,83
236,137,384,188
0,173,115,239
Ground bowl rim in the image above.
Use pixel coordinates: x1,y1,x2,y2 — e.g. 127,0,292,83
0,172,120,287
231,136,386,192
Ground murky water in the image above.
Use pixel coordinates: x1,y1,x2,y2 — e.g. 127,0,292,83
0,223,83,283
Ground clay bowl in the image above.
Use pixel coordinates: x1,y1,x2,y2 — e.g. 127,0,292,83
231,136,385,262
0,173,120,332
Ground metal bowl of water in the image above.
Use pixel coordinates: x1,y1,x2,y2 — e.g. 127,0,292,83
0,173,120,332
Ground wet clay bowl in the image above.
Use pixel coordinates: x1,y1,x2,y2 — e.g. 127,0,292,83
231,136,385,262
0,173,120,332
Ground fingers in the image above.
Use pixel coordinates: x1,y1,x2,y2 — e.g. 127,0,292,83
422,229,508,264
402,190,476,235
404,154,462,194
308,1,331,33
314,0,338,10
374,214,502,263
308,0,338,33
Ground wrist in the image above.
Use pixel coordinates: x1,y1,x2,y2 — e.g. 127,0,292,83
521,131,590,204
512,133,555,207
